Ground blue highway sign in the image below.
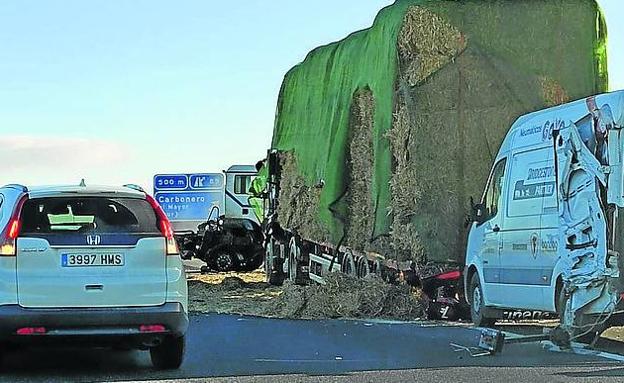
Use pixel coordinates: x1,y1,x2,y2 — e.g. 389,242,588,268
153,173,224,221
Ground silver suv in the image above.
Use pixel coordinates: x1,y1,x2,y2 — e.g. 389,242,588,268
0,184,188,369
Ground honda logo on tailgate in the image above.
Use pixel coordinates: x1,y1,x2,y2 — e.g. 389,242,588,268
86,235,101,246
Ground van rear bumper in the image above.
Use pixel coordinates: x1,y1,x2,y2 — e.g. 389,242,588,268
0,302,188,341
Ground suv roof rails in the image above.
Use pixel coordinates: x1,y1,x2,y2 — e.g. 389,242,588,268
2,184,28,192
123,184,145,193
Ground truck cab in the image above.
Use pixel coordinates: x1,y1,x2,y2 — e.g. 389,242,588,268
224,165,258,223
465,91,624,340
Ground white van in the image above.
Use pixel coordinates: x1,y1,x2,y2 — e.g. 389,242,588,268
465,90,624,341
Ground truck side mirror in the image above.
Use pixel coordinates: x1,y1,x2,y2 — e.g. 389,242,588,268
268,150,279,177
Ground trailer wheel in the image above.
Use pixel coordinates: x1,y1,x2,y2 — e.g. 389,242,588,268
356,256,369,278
288,237,301,284
469,273,495,327
341,250,356,276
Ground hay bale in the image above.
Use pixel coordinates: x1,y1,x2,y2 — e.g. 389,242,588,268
344,88,376,251
263,282,308,318
397,6,467,87
276,152,330,243
387,11,555,262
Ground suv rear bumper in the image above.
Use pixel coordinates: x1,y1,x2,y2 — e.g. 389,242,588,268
0,302,188,343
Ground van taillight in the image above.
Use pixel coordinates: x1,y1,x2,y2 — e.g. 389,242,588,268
146,195,179,256
0,195,28,257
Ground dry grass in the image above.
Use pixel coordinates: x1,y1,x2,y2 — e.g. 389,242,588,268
276,152,330,243
187,271,282,316
540,76,569,106
187,270,425,321
266,272,426,320
397,6,466,87
386,5,467,262
344,88,376,251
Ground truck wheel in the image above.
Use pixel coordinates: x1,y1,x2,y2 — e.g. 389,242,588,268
265,239,284,286
215,251,235,272
150,335,185,370
288,237,300,284
242,251,264,272
469,273,495,327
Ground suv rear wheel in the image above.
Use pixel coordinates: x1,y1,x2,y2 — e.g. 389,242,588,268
469,273,496,327
150,335,185,370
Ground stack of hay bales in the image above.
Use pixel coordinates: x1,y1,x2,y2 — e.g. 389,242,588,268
272,0,608,263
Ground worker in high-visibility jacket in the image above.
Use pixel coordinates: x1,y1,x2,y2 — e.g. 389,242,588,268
249,159,268,222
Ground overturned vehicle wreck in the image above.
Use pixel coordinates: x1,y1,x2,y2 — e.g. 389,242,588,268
178,212,264,272
465,91,624,346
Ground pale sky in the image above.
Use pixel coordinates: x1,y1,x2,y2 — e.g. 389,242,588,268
0,0,622,191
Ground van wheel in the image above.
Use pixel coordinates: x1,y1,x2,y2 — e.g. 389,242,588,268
150,335,185,370
469,273,495,327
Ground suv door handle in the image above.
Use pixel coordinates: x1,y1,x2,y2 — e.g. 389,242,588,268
492,225,500,232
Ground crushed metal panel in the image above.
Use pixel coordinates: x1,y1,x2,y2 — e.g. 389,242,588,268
556,93,624,339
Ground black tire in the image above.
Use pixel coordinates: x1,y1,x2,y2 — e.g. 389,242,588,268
373,259,383,276
469,273,495,327
241,251,264,272
356,257,369,278
288,239,299,283
341,251,356,276
265,239,284,286
214,251,236,272
150,335,185,370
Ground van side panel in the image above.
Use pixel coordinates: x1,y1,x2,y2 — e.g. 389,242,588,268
498,146,558,310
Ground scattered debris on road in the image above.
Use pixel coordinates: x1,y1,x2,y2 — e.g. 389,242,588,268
188,270,426,321
267,273,426,320
188,271,281,316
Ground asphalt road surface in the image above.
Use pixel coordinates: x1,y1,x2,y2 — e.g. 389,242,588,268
0,314,623,382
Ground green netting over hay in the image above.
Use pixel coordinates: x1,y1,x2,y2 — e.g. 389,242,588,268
271,0,608,261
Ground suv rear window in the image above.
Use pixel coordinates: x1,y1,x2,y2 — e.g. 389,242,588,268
21,197,160,235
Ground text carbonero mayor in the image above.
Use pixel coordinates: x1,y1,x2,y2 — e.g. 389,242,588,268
158,195,206,203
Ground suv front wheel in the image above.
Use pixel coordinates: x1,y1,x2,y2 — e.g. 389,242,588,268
150,335,185,370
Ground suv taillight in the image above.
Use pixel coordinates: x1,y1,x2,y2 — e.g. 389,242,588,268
0,194,28,256
146,195,179,255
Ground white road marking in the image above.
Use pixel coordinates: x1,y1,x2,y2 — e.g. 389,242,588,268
542,341,624,362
